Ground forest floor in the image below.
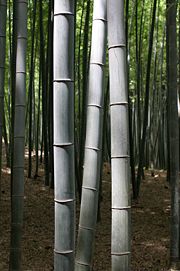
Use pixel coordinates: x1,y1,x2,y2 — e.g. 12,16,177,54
0,151,171,270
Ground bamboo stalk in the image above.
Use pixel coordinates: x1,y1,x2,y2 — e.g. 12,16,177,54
53,1,75,270
107,1,131,270
166,0,179,267
9,0,28,269
75,2,107,269
0,0,7,201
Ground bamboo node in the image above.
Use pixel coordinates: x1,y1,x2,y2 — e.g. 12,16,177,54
85,146,100,151
110,102,128,106
90,61,105,66
17,36,27,40
108,44,126,50
53,142,73,147
15,104,25,107
16,71,26,74
111,251,131,256
79,224,95,231
54,198,75,204
54,12,74,17
54,249,73,255
53,79,74,83
82,186,98,192
111,155,130,159
112,206,131,210
93,17,107,22
87,104,103,109
75,260,92,267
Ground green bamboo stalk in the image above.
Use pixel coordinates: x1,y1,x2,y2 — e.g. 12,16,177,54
166,0,179,268
78,0,91,190
0,0,7,200
28,0,37,179
34,60,41,179
39,0,49,186
75,0,107,270
107,0,131,270
9,0,28,269
136,0,157,197
53,1,75,270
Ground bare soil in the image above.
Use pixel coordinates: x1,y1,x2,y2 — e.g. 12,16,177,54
0,154,171,270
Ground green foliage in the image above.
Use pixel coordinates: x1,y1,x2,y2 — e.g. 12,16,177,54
2,0,179,168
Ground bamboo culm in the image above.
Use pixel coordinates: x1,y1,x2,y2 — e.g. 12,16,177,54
53,1,75,270
107,0,131,270
136,0,157,197
28,0,37,179
9,0,28,269
166,0,179,267
39,0,49,186
75,0,107,270
78,0,91,191
0,0,7,201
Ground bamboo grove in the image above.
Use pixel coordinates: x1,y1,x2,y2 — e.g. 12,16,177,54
0,0,179,270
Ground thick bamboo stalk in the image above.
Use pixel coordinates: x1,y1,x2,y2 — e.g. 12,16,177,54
107,1,131,270
75,1,107,270
53,1,75,270
0,0,7,200
9,0,28,269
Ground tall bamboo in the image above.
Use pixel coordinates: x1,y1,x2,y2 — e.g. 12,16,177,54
107,1,131,270
53,1,75,270
9,0,28,269
126,0,136,198
75,0,107,270
136,0,157,197
166,0,179,268
28,0,37,179
0,0,7,200
39,0,49,186
78,0,91,190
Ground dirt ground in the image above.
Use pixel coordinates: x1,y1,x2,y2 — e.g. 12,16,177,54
0,154,171,270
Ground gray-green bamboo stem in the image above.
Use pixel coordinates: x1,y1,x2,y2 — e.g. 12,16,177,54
9,0,28,270
108,0,131,270
53,1,75,270
75,0,107,270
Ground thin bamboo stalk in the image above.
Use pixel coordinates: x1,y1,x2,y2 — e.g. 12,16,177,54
75,0,107,270
166,0,179,267
78,0,91,190
107,0,131,270
39,0,49,186
28,0,37,179
136,0,157,197
0,0,7,201
53,1,75,270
